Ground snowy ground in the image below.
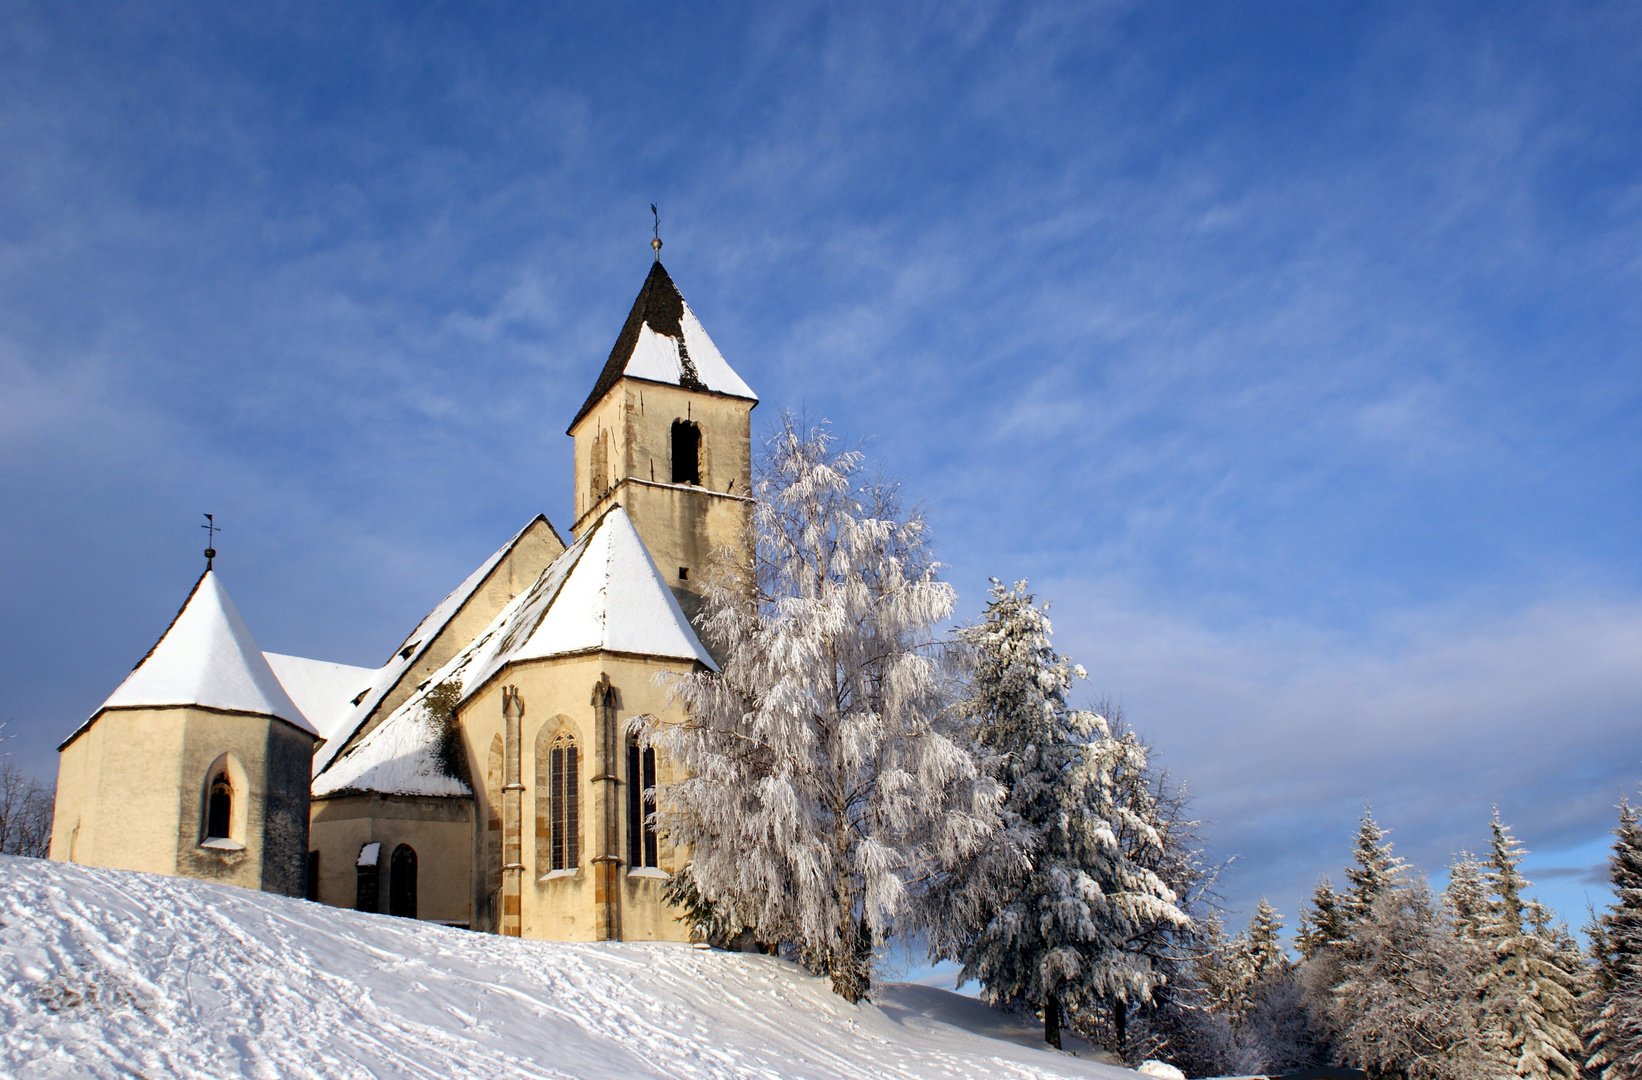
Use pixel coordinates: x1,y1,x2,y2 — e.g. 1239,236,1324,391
0,855,1134,1080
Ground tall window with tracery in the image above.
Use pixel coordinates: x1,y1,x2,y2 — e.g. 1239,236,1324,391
546,734,579,872
627,735,658,869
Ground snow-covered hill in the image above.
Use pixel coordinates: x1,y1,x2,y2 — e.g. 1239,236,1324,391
0,855,1132,1079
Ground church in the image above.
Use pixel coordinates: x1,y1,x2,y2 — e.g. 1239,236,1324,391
49,251,757,942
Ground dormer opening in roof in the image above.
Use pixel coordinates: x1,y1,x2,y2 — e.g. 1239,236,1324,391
567,252,757,632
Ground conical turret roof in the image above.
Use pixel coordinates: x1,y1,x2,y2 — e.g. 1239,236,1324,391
568,261,756,432
67,571,318,746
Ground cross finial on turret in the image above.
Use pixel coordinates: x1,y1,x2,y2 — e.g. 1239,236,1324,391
201,513,219,569
650,203,662,262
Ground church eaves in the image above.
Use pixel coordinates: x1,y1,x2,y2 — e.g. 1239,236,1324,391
63,571,318,749
567,261,756,434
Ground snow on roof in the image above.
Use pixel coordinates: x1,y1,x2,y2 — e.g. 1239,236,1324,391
569,261,756,432
311,506,714,799
310,516,549,777
310,664,472,799
67,571,318,746
263,653,380,745
458,505,716,700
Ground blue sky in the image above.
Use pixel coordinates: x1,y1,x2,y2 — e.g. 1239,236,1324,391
3,2,1640,943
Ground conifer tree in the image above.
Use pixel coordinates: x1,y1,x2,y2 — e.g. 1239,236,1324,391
1330,877,1487,1080
1478,812,1582,1080
1342,808,1405,927
649,417,995,1002
1246,898,1290,984
1585,796,1642,1080
1296,876,1347,961
1444,850,1490,944
924,580,1189,1049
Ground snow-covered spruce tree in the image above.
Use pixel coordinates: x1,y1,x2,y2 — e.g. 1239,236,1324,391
1446,850,1491,944
923,580,1189,1050
645,417,994,1003
1585,795,1642,1080
1342,807,1406,927
1331,877,1489,1080
1080,747,1227,1068
1296,876,1348,961
1477,812,1582,1080
1246,899,1291,984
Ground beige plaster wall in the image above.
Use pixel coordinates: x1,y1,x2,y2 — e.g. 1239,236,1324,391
309,793,473,924
51,708,184,874
51,706,316,895
461,651,699,943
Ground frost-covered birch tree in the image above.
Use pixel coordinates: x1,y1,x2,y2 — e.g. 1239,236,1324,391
645,417,994,1002
1585,795,1642,1080
923,580,1188,1050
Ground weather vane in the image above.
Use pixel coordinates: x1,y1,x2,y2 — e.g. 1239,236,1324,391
202,513,220,570
651,203,662,261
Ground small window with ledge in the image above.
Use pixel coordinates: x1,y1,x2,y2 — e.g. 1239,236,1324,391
199,757,246,851
671,420,701,485
206,773,232,839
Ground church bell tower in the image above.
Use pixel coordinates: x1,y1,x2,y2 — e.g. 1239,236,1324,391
567,257,757,625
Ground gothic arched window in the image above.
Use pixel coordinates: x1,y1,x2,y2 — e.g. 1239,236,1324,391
547,734,580,872
627,735,658,870
671,420,701,485
389,844,417,919
206,773,232,840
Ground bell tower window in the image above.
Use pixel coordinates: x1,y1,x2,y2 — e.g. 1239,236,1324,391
671,420,701,485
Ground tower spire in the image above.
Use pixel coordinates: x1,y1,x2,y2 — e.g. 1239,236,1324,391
650,203,662,262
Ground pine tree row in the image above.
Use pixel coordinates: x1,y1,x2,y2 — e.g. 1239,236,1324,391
1187,806,1642,1080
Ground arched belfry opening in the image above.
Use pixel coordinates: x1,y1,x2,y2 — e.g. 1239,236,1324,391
670,420,701,486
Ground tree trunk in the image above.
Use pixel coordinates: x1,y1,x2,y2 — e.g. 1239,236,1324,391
1112,994,1127,1064
1044,992,1062,1049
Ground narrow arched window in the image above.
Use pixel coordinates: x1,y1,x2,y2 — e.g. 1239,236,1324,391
671,420,701,485
389,844,417,918
206,773,232,839
627,736,659,870
548,734,580,871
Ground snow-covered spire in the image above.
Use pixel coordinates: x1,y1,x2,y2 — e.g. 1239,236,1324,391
568,261,756,433
72,571,318,741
